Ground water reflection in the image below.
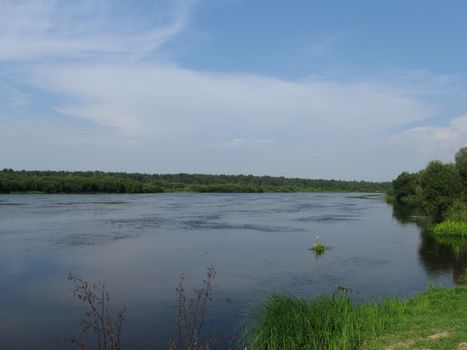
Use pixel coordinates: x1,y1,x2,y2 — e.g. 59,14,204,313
418,233,467,284
391,203,426,226
391,203,467,285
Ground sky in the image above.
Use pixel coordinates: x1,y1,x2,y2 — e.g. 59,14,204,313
1,0,467,181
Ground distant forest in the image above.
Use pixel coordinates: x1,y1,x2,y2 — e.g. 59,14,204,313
0,169,390,194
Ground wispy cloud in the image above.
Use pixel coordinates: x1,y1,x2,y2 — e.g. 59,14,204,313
29,62,435,138
1,58,444,179
385,114,467,161
0,0,195,61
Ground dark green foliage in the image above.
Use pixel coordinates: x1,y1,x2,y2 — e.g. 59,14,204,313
391,148,467,243
444,200,467,222
391,171,422,205
455,146,467,191
0,169,390,194
391,147,467,214
420,161,462,213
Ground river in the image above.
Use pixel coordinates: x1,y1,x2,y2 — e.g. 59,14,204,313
0,193,465,349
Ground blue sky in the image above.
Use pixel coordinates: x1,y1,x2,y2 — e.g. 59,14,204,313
1,0,466,180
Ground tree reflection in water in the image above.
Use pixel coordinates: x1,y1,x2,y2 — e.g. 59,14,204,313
391,203,467,285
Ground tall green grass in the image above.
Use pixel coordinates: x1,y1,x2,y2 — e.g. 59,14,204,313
244,294,406,350
244,287,467,350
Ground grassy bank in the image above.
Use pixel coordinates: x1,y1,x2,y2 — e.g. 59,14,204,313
244,286,467,350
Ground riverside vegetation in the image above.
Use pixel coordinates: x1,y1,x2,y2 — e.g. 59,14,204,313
0,170,390,194
244,284,467,350
388,146,467,238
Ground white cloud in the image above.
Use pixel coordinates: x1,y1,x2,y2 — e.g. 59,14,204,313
0,0,194,61
383,115,467,164
5,61,444,180
29,62,435,140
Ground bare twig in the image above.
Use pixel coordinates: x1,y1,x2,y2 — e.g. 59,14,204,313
170,265,216,350
69,273,126,350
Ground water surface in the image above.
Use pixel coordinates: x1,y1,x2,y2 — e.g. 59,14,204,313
0,193,465,349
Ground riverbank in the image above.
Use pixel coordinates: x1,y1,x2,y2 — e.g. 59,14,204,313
245,286,467,350
0,169,390,194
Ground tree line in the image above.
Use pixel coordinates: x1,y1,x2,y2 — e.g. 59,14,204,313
389,146,467,215
0,170,390,194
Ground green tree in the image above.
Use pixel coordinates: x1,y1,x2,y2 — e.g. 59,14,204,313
455,146,467,192
420,161,462,213
392,171,419,203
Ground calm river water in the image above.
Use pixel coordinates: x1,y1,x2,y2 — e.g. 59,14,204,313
0,193,465,349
